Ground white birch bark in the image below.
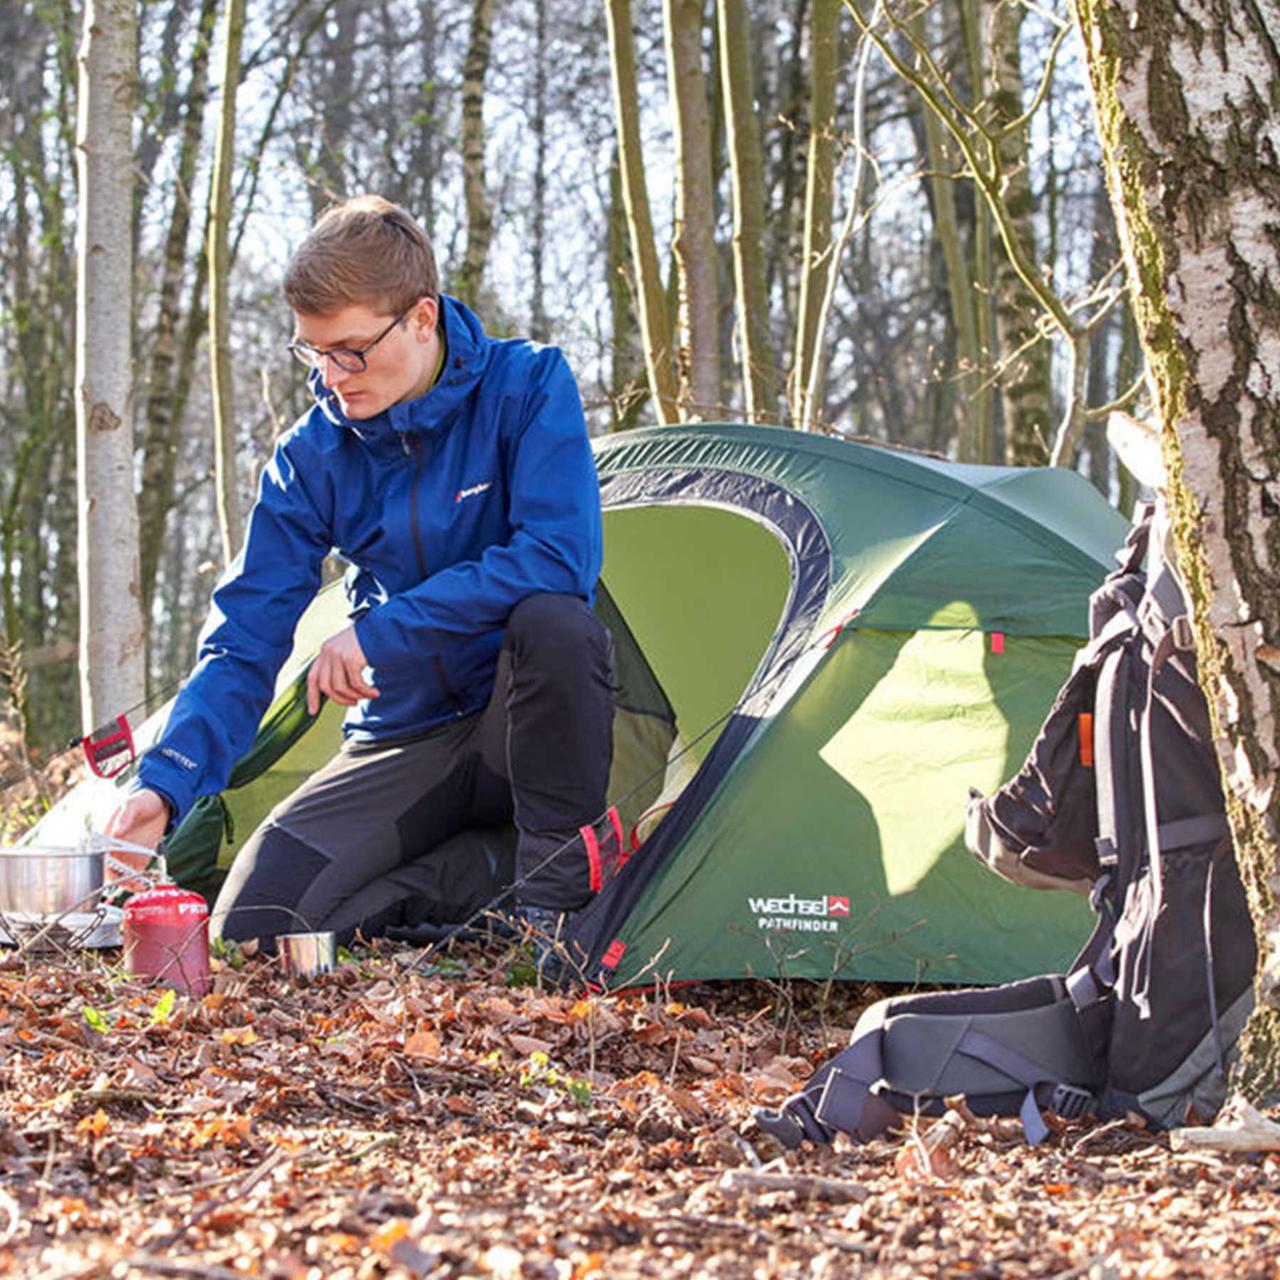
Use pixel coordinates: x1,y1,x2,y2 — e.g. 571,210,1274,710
1072,0,1280,1094
75,0,146,734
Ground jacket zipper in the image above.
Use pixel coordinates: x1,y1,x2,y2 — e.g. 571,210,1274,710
406,434,428,579
406,434,463,712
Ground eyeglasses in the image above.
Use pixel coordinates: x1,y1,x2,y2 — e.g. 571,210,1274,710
287,306,412,374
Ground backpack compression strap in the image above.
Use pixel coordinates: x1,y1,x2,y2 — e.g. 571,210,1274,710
754,982,1099,1149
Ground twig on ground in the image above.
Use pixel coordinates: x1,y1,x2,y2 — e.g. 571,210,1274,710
0,1186,20,1247
152,1146,290,1250
1170,1095,1280,1154
122,1259,244,1280
717,1168,869,1204
297,1133,401,1168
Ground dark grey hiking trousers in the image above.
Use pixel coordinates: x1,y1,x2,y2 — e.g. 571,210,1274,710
210,593,614,948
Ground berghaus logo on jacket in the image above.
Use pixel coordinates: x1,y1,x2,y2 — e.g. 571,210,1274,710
455,480,493,503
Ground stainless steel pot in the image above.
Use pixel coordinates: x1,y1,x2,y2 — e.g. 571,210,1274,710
0,845,104,916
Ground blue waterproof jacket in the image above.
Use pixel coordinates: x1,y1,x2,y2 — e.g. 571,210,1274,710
138,296,603,825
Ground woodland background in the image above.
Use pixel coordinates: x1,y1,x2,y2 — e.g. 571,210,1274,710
0,0,1142,761
3,5,1280,1274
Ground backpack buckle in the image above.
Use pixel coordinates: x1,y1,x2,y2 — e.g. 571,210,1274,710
1171,615,1195,651
753,1091,833,1149
1048,1083,1094,1121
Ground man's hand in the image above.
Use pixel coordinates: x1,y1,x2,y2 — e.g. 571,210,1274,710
307,625,379,715
104,788,169,888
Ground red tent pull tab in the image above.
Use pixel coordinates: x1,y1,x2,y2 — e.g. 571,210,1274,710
82,714,136,779
990,631,1005,655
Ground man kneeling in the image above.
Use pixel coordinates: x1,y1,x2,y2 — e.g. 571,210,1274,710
107,196,617,948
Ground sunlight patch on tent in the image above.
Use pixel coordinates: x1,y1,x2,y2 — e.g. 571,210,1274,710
818,618,1009,896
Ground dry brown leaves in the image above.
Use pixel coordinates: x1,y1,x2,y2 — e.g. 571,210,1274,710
1,944,1278,1279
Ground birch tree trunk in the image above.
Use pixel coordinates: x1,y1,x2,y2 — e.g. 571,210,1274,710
207,0,245,568
790,0,837,430
605,0,680,424
663,0,721,420
1071,0,1280,1100
717,0,777,423
75,0,145,733
454,0,494,310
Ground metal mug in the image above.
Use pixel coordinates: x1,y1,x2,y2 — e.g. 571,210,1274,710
277,930,336,978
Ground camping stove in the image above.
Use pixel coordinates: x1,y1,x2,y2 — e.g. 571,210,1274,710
0,835,160,954
0,903,124,951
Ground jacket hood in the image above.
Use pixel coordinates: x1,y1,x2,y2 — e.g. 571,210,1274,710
309,294,491,443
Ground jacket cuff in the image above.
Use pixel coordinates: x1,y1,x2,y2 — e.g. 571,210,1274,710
135,755,198,830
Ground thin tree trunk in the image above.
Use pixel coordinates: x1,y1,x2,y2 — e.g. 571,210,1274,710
138,0,217,622
791,0,836,429
1072,0,1280,1101
920,102,985,461
312,0,359,210
607,148,646,432
207,0,245,568
415,0,441,236
75,0,146,733
717,0,777,423
604,0,679,424
664,0,721,419
454,0,494,309
957,0,996,462
1084,177,1117,494
988,0,1051,466
1115,301,1142,514
773,0,811,343
529,0,549,342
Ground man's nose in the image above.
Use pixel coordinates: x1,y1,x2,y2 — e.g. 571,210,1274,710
321,354,349,388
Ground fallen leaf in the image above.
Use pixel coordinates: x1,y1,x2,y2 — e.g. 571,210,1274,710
508,1033,554,1056
76,1109,109,1137
369,1219,411,1252
404,1027,441,1058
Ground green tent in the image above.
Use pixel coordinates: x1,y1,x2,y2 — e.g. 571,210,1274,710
567,425,1126,989
30,424,1126,986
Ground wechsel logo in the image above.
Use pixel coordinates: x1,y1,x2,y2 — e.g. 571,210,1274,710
455,480,493,503
748,892,849,933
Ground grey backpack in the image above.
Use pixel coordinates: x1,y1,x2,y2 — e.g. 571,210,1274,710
757,501,1256,1147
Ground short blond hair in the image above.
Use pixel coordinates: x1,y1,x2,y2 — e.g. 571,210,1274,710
283,195,439,316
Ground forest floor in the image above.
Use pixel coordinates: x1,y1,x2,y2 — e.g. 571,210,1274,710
2,937,1278,1280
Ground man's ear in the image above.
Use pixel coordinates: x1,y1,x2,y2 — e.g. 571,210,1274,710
412,296,438,339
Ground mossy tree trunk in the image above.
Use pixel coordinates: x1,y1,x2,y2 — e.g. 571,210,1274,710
207,0,246,568
1071,0,1280,1101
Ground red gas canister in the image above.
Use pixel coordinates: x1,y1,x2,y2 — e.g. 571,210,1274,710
122,884,212,996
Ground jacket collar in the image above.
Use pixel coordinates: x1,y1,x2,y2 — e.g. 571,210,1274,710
310,295,489,442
